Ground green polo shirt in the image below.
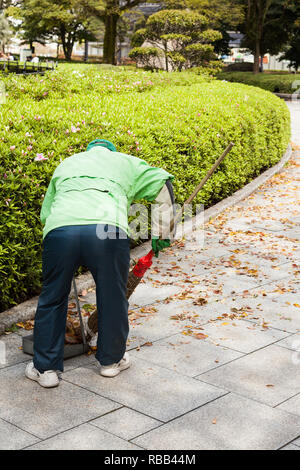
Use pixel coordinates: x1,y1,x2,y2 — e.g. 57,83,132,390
41,147,173,239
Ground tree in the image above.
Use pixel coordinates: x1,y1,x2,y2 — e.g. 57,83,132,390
242,0,273,73
7,1,50,50
132,9,221,71
0,0,13,10
280,12,300,71
0,13,12,52
85,0,147,65
241,0,299,73
163,0,245,55
280,31,300,71
12,0,98,60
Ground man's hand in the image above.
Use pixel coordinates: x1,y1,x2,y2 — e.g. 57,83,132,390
152,237,170,258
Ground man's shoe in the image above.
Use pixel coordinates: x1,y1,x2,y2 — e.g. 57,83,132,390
25,361,59,388
100,352,130,378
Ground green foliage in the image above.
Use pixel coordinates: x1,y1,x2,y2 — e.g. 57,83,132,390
280,31,300,71
0,64,290,311
131,9,221,71
129,47,163,71
163,0,245,55
218,71,300,93
0,13,12,51
130,27,147,48
240,0,299,73
146,9,209,37
191,60,223,76
10,0,100,60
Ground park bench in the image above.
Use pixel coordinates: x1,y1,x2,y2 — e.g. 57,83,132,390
0,60,57,75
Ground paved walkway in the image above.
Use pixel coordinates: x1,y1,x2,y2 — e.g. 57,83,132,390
0,104,299,450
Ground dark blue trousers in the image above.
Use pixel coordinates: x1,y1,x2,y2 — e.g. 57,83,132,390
33,224,130,373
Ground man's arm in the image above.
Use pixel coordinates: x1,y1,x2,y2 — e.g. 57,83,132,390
152,178,176,240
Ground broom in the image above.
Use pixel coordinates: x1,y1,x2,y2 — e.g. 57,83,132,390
86,142,234,340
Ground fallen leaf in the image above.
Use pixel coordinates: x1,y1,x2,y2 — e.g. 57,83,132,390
193,297,208,306
193,333,208,340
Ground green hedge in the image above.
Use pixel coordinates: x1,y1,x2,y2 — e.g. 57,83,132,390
217,71,300,94
0,65,290,311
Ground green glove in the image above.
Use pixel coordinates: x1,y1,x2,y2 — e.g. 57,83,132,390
152,237,171,257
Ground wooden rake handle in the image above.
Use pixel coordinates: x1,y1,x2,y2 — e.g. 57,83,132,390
171,142,235,230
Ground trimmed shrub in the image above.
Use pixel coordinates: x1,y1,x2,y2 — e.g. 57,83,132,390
218,71,300,94
129,47,163,71
0,65,290,310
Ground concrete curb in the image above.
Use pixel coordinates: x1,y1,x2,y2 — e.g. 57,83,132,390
275,93,300,101
0,144,293,335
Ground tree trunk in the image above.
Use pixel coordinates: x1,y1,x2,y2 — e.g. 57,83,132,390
63,43,73,61
60,26,74,61
253,38,260,74
103,13,119,64
84,39,89,62
164,41,169,72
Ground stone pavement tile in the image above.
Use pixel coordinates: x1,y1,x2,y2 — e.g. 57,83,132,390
26,423,141,450
63,357,226,422
151,257,208,279
130,333,243,376
195,295,300,334
0,417,39,450
199,319,288,354
132,393,300,450
221,217,254,233
281,444,300,450
277,394,300,417
0,332,30,369
129,283,180,308
199,345,300,407
173,274,260,305
1,332,97,373
284,228,300,241
62,353,97,372
77,290,96,305
0,363,121,439
201,273,260,297
251,277,300,303
287,103,300,144
242,300,300,334
127,303,192,347
274,333,300,351
127,298,241,349
293,437,300,447
90,407,161,440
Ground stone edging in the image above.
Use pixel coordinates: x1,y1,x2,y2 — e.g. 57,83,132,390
274,93,300,101
0,144,293,334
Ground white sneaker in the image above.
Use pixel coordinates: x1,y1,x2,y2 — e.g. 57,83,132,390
25,361,59,388
100,352,130,378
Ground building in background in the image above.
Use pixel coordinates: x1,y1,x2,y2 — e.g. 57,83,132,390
222,32,292,71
